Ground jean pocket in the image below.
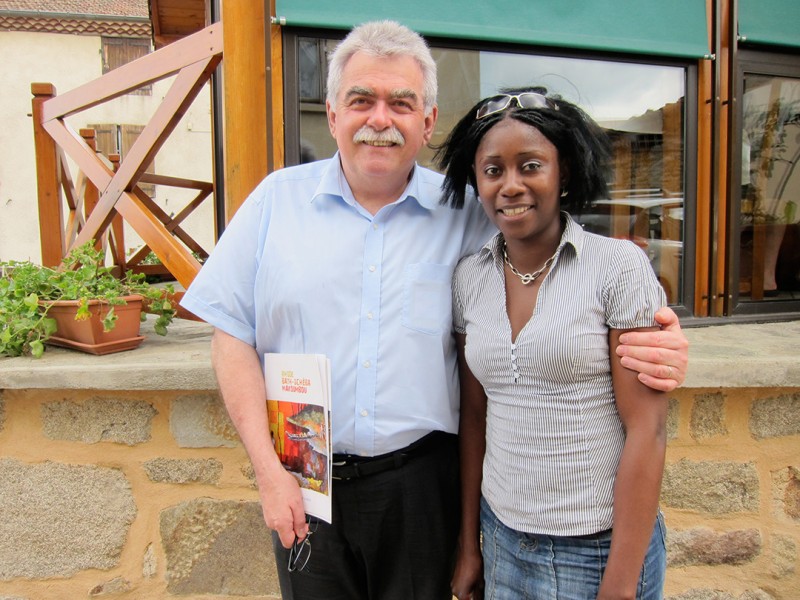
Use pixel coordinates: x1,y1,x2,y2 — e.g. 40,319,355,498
401,263,452,335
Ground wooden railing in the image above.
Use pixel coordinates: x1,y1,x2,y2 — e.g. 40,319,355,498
31,23,222,290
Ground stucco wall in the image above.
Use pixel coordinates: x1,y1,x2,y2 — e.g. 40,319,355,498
0,30,215,263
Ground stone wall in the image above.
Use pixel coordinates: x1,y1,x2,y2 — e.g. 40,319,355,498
660,388,799,599
0,385,797,599
0,388,280,600
0,318,798,599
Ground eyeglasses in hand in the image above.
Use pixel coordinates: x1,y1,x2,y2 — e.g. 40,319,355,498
287,518,319,573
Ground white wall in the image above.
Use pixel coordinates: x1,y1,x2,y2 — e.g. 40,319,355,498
0,30,215,263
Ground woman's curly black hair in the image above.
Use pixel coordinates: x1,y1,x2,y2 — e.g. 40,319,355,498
434,86,612,215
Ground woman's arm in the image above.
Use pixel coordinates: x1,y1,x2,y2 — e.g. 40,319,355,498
451,333,488,600
598,327,668,600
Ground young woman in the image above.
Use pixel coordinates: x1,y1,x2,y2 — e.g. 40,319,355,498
437,88,668,600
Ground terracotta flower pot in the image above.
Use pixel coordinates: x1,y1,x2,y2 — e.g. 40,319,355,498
42,295,145,355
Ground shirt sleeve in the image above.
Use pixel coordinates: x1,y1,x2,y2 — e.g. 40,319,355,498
603,240,667,330
180,177,272,346
452,259,468,335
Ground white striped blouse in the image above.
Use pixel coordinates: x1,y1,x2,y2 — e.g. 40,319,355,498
452,214,666,536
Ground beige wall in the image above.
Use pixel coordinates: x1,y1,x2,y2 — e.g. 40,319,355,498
0,30,215,263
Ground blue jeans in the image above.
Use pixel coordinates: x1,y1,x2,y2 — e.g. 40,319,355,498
481,497,666,600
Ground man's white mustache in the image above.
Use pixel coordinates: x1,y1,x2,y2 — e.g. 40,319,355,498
353,126,405,146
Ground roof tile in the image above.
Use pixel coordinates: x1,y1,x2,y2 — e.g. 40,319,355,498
0,0,149,18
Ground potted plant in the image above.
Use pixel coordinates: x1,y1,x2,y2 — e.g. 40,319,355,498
0,242,176,357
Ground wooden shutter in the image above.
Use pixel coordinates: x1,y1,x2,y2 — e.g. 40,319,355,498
101,37,152,95
121,124,156,197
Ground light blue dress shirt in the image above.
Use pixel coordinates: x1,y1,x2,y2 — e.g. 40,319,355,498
181,155,495,456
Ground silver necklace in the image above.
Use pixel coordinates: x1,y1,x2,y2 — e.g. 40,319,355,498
502,242,557,285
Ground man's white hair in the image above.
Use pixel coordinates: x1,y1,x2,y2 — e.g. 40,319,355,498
326,20,438,115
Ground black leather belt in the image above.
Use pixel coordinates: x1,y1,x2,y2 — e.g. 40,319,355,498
332,431,451,481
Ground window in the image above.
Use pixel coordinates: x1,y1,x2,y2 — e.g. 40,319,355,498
733,50,800,313
288,35,693,306
299,38,326,103
101,37,152,95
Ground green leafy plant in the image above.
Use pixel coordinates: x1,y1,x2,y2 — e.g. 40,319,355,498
0,242,176,358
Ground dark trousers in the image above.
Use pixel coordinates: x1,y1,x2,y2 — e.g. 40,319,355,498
273,432,460,600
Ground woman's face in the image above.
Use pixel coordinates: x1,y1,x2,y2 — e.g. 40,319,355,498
473,116,564,246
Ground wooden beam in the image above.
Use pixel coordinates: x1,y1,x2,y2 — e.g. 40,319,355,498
42,23,222,121
222,0,269,222
270,0,285,171
31,83,65,266
114,191,202,289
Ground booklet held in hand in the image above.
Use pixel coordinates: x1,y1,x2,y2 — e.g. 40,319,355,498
265,353,332,523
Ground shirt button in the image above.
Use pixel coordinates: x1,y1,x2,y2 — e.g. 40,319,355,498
369,265,376,272
363,360,371,368
367,312,374,320
360,409,368,417
512,363,519,371
372,223,379,230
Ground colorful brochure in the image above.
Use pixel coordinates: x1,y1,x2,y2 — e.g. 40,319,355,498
264,353,332,523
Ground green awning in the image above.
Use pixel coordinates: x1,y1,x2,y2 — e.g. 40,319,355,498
739,0,800,50
275,0,709,59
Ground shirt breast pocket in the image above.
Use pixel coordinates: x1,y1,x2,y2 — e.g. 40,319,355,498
402,263,452,335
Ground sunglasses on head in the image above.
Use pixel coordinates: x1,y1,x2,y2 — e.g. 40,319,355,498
476,92,556,120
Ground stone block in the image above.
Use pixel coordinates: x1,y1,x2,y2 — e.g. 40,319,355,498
0,459,136,579
750,392,800,439
667,397,679,440
89,576,131,596
690,391,728,440
666,592,736,600
170,393,238,448
143,543,157,579
667,527,761,566
41,397,156,445
143,457,223,484
771,533,797,578
241,462,258,488
160,498,279,596
666,591,775,600
661,459,759,514
772,466,800,520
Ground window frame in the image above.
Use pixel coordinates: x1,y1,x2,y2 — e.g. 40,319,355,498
728,48,800,316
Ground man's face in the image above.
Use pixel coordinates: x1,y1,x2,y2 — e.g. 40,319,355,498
327,52,437,200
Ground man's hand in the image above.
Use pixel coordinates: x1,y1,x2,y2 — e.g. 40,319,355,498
258,466,309,549
210,328,310,548
616,306,689,392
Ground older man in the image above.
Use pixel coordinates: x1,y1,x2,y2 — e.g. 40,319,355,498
181,20,688,600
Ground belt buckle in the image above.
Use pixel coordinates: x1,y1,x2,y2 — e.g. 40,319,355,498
331,459,351,481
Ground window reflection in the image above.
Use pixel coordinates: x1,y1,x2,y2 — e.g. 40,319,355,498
739,75,800,301
297,40,686,303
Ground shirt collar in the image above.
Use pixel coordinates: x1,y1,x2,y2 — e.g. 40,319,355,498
482,211,586,264
311,152,434,211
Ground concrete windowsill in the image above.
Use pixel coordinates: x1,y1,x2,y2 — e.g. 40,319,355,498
0,318,798,390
